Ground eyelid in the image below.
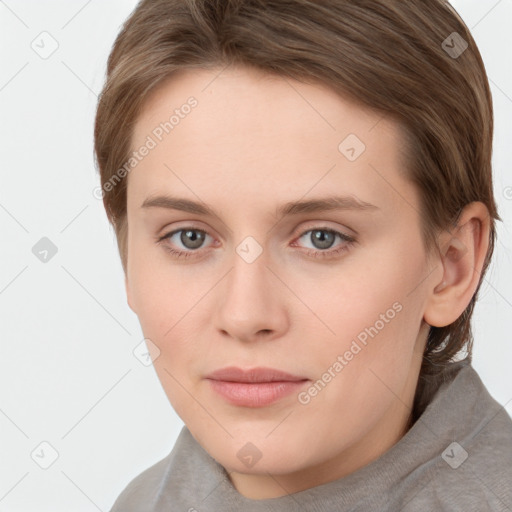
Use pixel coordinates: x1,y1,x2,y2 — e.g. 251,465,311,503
157,220,211,238
157,220,354,246
289,220,356,241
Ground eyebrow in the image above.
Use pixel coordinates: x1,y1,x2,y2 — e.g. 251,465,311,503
141,195,380,218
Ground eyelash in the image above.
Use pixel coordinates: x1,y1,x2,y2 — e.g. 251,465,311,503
156,226,356,261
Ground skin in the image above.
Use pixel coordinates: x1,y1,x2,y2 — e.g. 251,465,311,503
124,65,490,500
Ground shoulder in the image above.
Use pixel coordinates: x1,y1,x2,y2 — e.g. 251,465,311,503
407,364,512,511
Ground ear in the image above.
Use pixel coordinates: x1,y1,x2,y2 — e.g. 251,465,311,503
423,202,491,328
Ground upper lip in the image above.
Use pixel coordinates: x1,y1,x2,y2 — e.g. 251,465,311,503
205,366,308,383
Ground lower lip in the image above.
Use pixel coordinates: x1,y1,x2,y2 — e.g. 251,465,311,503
206,379,309,407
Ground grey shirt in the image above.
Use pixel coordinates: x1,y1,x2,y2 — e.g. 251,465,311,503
110,363,512,511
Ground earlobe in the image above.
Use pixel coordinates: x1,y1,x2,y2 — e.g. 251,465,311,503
423,202,490,328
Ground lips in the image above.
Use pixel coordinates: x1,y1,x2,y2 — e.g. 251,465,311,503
204,366,310,407
205,366,307,383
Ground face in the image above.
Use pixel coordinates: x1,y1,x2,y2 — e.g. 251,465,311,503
125,65,436,498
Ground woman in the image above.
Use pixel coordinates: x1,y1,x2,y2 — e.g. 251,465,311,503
94,1,512,509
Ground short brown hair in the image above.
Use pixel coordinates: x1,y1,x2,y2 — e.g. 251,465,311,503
94,0,501,413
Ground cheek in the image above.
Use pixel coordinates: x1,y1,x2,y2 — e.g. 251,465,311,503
128,253,210,364
306,241,426,366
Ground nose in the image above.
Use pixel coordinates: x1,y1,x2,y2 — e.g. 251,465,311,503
212,246,289,344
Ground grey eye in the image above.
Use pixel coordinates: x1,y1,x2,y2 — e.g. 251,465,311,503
179,229,206,249
309,230,336,250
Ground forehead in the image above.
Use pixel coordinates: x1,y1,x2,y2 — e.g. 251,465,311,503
128,66,415,218
133,65,396,148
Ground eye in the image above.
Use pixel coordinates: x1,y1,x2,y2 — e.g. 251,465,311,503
292,227,356,260
156,227,213,259
156,225,356,261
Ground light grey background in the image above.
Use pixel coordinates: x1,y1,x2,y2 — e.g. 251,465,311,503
0,1,511,510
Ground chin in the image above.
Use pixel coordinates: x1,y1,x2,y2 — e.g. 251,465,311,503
196,429,314,475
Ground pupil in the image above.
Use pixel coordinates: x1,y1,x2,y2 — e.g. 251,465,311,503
312,230,334,249
182,230,204,249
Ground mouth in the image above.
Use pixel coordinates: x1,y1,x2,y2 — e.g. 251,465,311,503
204,366,310,407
